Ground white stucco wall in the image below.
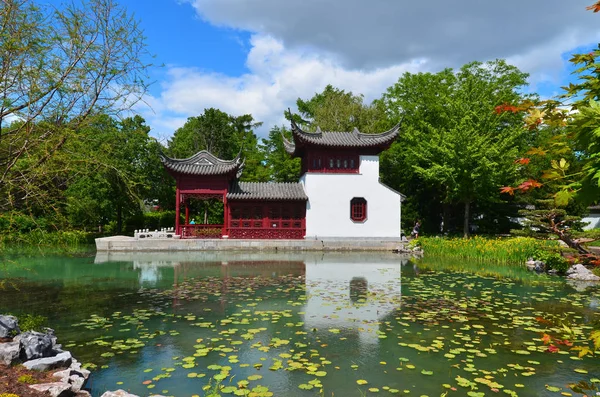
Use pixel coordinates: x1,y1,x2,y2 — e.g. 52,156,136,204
301,155,402,238
583,214,600,230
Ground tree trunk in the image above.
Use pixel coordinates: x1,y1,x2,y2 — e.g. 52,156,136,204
463,201,470,238
442,204,450,234
117,204,122,234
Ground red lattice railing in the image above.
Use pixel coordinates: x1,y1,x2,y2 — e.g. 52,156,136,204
228,228,304,239
181,224,223,239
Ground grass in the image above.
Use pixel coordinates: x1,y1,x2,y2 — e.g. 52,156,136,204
415,236,561,265
0,230,97,254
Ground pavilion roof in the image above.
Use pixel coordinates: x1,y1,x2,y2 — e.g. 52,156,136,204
160,150,243,177
227,182,308,201
282,119,401,157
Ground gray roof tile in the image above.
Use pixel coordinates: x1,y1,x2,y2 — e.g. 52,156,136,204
161,150,243,176
283,121,401,155
227,182,307,201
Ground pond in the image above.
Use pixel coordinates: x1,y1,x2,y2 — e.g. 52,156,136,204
1,251,599,397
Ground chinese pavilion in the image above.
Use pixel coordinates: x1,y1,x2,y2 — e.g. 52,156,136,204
161,121,403,239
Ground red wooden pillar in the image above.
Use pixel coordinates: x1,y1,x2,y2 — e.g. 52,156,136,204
222,194,228,237
175,186,181,235
185,199,189,225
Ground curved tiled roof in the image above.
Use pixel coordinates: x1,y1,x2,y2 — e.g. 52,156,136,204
227,181,308,201
283,120,401,156
160,150,243,176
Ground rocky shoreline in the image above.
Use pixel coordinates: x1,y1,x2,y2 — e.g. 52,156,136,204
0,315,170,397
0,315,91,397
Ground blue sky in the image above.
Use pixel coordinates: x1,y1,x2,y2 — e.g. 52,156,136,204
103,0,600,140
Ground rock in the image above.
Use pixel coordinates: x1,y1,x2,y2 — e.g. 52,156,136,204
23,351,72,371
52,368,72,383
76,391,92,397
547,269,558,275
566,264,600,281
29,382,73,397
0,315,20,338
534,260,546,273
101,390,140,397
69,374,85,392
0,340,20,365
567,279,600,292
17,330,55,360
526,260,536,272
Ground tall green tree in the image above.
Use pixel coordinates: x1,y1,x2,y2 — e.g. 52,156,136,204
294,85,385,132
63,115,164,233
379,60,531,236
168,108,268,181
0,0,152,211
259,126,301,182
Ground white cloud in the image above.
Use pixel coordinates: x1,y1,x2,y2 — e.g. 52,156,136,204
138,0,600,139
140,34,427,139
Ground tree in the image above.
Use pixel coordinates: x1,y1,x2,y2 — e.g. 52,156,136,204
259,126,301,183
378,60,531,237
63,115,163,233
294,85,385,132
168,108,268,181
0,0,152,211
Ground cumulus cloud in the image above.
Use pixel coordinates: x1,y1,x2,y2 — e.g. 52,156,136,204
188,0,598,71
140,0,600,139
141,35,427,138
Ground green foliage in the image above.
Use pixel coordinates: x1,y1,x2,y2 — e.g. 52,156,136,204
17,375,37,385
379,60,531,236
295,84,385,132
17,314,48,332
417,236,560,265
531,249,569,273
0,0,152,212
0,394,21,397
0,230,93,250
259,126,301,182
142,211,177,231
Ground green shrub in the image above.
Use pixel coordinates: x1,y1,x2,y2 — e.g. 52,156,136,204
532,249,570,273
17,375,37,384
18,314,48,332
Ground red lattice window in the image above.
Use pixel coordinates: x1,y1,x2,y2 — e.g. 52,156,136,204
350,197,367,222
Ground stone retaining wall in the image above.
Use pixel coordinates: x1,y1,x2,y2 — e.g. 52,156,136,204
96,235,407,252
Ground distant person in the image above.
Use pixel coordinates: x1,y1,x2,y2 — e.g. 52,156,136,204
411,220,421,239
189,219,196,225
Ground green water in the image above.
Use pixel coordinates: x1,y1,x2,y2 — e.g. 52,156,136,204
1,251,599,397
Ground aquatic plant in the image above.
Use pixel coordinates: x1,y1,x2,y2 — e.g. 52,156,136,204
416,236,561,264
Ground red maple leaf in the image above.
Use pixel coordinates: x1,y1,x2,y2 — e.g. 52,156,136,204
515,157,530,165
586,1,600,12
541,333,552,345
547,345,559,353
500,186,515,195
518,179,543,191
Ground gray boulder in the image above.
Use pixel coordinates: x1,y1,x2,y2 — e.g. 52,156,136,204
0,315,20,338
0,340,20,365
101,390,140,397
23,351,72,371
29,382,73,397
525,260,545,273
16,330,55,360
566,264,600,281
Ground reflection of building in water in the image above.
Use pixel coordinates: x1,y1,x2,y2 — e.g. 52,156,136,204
303,254,404,345
94,251,404,345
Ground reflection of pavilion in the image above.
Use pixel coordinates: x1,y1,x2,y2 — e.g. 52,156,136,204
303,254,404,344
94,252,404,344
